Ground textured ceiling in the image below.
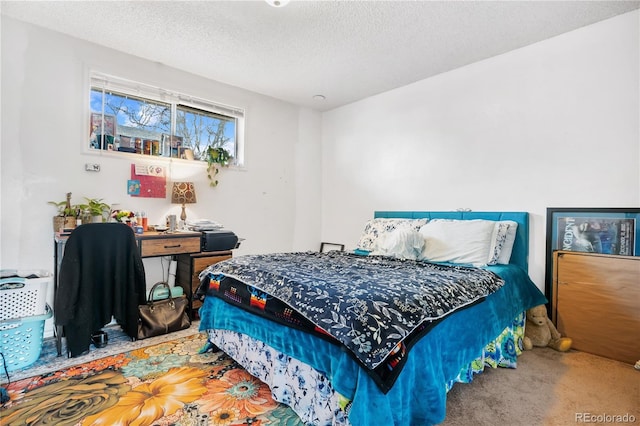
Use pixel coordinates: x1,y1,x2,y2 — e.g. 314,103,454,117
2,0,639,111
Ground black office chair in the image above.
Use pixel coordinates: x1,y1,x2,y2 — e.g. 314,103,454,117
55,223,146,357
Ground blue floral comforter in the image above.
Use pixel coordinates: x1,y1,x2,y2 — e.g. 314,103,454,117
200,251,505,392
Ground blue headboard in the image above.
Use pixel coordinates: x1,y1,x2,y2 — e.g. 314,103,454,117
374,211,529,271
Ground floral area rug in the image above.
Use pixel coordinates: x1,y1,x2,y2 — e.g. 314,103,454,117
0,332,304,426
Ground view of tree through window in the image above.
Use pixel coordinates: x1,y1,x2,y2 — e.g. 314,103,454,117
176,105,235,161
89,75,239,163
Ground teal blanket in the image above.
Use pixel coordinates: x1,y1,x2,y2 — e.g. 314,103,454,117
199,264,546,426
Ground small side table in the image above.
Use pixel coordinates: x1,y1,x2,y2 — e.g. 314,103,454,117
176,250,233,319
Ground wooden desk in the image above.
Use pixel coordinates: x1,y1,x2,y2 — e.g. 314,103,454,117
55,230,201,253
54,230,202,286
53,229,204,356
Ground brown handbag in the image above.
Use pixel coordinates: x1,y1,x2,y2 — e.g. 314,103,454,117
137,282,191,340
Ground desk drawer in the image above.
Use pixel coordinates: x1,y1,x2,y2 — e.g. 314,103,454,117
192,254,232,274
140,236,200,257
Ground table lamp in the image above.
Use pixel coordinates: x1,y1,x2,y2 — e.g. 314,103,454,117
171,182,197,227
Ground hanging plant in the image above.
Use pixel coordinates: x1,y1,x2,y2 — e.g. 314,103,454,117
206,146,232,187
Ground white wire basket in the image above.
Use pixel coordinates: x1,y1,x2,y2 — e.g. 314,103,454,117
0,276,50,320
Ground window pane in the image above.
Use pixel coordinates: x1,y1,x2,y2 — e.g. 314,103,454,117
176,105,236,161
89,74,242,164
90,88,172,156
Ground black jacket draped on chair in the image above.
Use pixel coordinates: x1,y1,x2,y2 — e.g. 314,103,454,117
55,223,146,357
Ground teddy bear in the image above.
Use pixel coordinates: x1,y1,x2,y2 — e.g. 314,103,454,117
523,305,572,352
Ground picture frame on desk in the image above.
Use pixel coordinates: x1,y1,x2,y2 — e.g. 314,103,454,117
544,207,640,306
320,242,345,253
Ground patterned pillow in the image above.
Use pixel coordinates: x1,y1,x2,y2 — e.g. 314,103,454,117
356,218,429,252
494,221,518,265
487,222,511,265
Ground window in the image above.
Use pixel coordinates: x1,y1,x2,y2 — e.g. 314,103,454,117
89,72,243,164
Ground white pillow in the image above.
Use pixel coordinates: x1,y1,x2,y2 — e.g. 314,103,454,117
495,221,518,265
418,219,497,265
371,228,425,260
356,218,429,252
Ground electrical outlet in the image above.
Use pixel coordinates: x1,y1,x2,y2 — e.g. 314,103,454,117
85,163,100,172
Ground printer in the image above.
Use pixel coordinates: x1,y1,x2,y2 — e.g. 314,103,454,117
201,230,239,252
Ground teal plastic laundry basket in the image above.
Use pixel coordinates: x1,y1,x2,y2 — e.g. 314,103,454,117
0,304,52,372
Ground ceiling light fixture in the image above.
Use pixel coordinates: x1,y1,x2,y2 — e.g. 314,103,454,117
265,0,290,7
312,95,326,101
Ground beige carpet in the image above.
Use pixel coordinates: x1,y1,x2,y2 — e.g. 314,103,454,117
442,348,640,426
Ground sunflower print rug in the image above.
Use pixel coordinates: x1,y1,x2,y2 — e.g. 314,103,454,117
0,333,304,426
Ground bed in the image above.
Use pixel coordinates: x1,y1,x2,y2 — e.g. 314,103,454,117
198,211,546,425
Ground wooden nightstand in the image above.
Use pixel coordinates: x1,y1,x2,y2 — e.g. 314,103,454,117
176,250,232,319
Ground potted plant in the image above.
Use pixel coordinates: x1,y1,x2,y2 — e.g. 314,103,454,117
79,198,111,223
206,146,232,187
48,192,79,232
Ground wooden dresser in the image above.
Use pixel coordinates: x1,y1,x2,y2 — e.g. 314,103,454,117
552,250,640,364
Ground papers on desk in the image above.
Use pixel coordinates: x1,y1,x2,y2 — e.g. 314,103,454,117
186,219,224,231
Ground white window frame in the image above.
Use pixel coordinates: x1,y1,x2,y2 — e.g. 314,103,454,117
87,71,245,166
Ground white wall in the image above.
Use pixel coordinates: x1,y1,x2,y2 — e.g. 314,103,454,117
0,17,322,284
321,11,640,291
2,11,638,298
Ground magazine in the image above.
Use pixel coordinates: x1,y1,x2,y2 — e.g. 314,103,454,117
557,217,635,255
